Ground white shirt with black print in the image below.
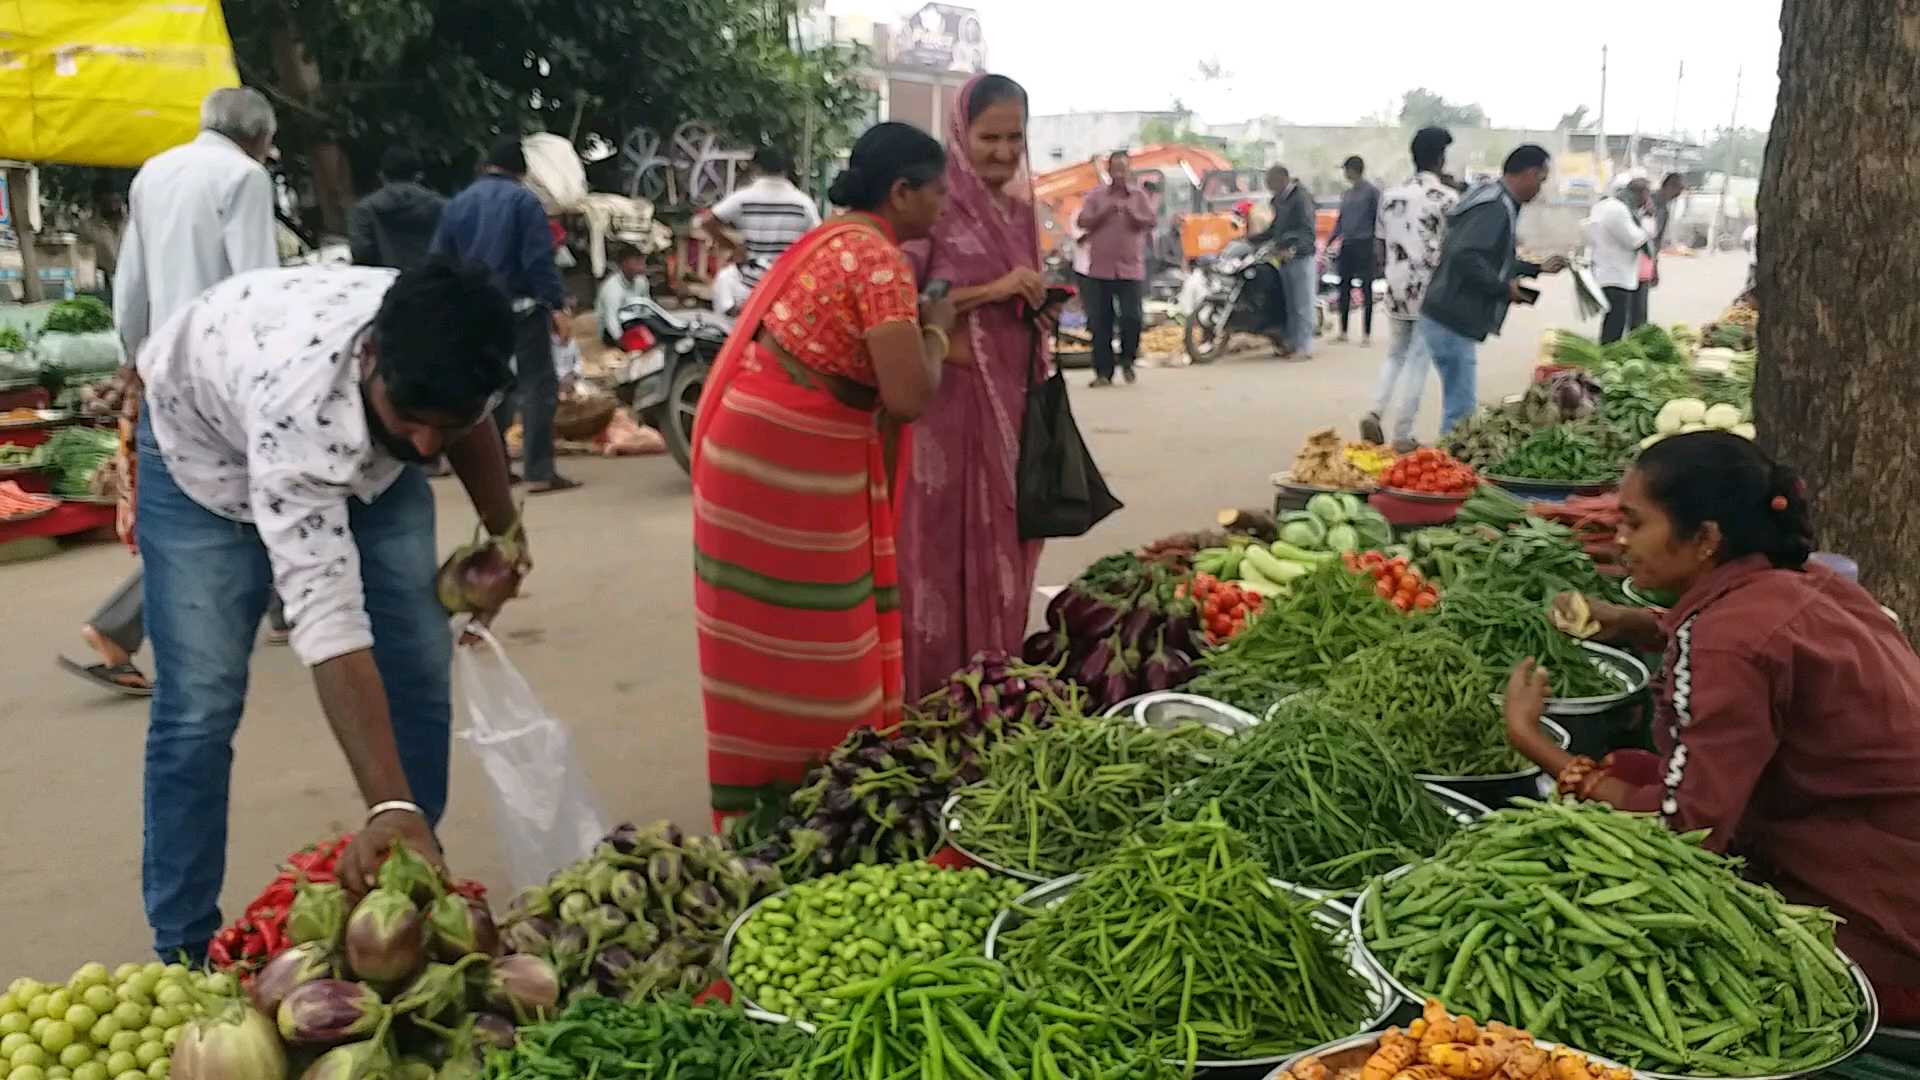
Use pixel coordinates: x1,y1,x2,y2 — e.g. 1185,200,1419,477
1377,171,1460,320
136,265,406,668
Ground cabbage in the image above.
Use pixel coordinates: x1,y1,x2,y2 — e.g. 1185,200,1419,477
1325,524,1360,554
1279,519,1327,549
1306,493,1347,525
1731,422,1757,440
1671,398,1708,424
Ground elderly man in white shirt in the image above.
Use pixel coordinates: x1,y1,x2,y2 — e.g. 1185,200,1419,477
62,89,284,700
1588,177,1654,344
133,259,524,963
114,87,281,354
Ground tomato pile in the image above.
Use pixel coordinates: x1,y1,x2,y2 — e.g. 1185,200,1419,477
1382,447,1478,496
1186,573,1268,644
1345,550,1439,613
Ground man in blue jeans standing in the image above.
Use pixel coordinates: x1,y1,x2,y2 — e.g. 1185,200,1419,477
1417,144,1570,434
133,259,524,961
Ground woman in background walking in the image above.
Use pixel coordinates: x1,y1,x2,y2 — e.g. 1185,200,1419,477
898,74,1050,699
691,123,954,824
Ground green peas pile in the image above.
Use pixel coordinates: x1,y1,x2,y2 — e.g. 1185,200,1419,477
726,864,1025,1022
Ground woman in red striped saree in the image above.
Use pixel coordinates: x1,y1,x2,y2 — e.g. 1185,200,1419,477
692,123,956,824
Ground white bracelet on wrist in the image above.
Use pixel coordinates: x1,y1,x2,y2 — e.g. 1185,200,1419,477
366,799,425,825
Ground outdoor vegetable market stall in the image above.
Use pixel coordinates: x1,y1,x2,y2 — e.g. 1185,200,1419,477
4,307,1911,1080
0,296,129,556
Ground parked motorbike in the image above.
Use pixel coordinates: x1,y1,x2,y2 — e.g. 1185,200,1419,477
1182,239,1291,363
612,297,734,473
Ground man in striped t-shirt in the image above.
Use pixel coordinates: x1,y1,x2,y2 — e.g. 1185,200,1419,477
699,147,820,290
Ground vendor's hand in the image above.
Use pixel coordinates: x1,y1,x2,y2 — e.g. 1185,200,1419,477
920,293,957,335
1554,591,1631,642
1503,658,1554,749
997,268,1047,308
338,809,445,897
1541,254,1571,274
459,530,531,646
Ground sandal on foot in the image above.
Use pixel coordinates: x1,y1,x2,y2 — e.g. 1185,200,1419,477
57,656,155,697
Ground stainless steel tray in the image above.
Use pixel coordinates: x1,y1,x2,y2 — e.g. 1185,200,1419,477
1103,690,1263,734
1536,641,1652,717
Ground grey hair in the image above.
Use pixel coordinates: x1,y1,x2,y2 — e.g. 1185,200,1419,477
200,87,277,146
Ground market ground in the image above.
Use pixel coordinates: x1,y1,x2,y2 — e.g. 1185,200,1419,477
0,254,1747,975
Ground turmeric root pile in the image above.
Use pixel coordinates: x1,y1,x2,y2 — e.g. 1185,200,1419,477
1289,1000,1631,1080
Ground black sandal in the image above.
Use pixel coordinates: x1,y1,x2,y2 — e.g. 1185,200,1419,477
529,475,583,495
57,656,155,697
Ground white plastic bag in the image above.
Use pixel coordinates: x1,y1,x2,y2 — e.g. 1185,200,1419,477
454,625,607,890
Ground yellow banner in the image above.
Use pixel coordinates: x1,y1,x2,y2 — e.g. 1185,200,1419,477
0,1,239,167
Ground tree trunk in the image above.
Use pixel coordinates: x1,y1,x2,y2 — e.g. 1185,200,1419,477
268,6,355,236
1755,0,1920,636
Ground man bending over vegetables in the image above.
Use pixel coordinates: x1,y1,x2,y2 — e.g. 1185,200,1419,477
132,258,526,963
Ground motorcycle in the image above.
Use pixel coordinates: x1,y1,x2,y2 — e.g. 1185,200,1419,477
1182,239,1292,364
612,297,734,473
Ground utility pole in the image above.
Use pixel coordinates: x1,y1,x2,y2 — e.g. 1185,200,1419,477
1671,60,1685,137
1714,65,1742,247
1597,46,1610,185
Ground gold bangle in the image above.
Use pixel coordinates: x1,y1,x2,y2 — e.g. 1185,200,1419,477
921,325,951,358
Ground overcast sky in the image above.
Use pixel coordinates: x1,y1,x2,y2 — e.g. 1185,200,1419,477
824,0,1781,139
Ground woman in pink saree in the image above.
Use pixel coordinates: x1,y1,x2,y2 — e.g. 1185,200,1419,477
899,74,1051,698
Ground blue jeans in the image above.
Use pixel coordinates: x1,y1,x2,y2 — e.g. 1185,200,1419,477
1418,315,1481,437
1283,256,1318,355
1370,318,1431,445
135,412,452,961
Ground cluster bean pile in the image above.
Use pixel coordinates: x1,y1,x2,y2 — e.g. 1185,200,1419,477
1433,587,1621,699
789,956,1180,1079
484,995,810,1079
727,864,1024,1023
950,715,1228,879
1363,799,1868,1077
1316,630,1523,777
1166,706,1460,893
998,805,1375,1065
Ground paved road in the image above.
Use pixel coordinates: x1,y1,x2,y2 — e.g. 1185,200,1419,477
0,252,1748,976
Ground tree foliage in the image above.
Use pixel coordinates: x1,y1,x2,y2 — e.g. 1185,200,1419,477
1702,126,1767,177
1398,88,1489,130
218,0,873,223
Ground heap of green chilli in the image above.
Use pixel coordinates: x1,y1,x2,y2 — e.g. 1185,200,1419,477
998,804,1375,1065
1166,703,1460,893
949,714,1228,879
1363,798,1868,1077
1315,628,1525,777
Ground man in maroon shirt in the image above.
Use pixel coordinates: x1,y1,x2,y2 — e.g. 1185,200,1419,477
1076,150,1155,387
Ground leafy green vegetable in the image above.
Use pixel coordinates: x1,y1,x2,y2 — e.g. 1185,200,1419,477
0,327,27,352
41,424,118,496
40,296,114,335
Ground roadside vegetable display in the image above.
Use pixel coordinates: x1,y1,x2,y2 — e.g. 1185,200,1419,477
1383,449,1479,497
1287,427,1378,490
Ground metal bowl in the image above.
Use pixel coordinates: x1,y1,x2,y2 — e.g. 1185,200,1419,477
1412,716,1572,808
1621,579,1677,613
1379,486,1473,505
1261,1029,1635,1080
986,873,1397,1069
720,888,800,1022
1103,691,1263,735
1534,641,1652,718
940,790,1049,884
1421,782,1493,826
1350,869,1882,1080
1483,472,1621,498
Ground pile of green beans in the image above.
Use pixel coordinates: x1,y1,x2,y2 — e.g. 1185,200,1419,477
950,714,1228,879
788,955,1180,1079
1180,666,1299,717
728,863,1026,1022
1165,703,1460,893
1434,587,1622,699
1363,798,1867,1076
1198,565,1407,691
999,804,1375,1065
1316,628,1525,776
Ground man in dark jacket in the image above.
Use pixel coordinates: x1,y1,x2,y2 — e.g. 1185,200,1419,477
432,137,577,493
349,147,446,272
1417,144,1569,434
1247,164,1319,356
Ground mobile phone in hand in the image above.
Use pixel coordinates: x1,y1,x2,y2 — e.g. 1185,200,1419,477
921,279,951,303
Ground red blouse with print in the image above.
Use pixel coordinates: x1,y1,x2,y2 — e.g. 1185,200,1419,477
1610,554,1920,1000
763,220,920,387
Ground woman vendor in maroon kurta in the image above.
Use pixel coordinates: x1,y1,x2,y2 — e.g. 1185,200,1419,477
1503,432,1920,1020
